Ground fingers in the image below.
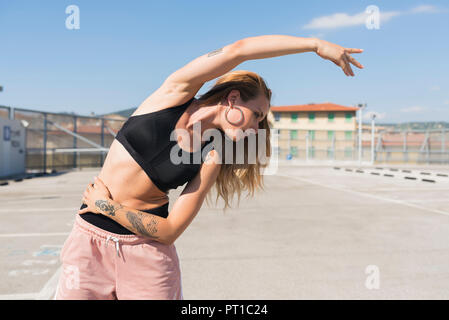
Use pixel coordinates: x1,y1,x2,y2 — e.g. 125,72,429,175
94,176,104,187
338,56,352,77
338,60,347,76
342,54,354,76
345,48,363,54
345,53,364,69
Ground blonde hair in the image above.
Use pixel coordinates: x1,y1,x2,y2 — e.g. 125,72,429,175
196,70,273,212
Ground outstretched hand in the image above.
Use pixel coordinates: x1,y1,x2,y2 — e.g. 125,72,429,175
79,176,113,215
315,39,364,77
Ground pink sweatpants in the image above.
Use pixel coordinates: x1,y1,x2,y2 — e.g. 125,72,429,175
55,214,183,300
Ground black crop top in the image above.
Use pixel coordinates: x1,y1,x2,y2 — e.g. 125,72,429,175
79,97,215,235
115,96,215,193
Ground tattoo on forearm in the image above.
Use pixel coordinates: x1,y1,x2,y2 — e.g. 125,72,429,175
126,211,160,239
207,47,223,57
95,200,122,216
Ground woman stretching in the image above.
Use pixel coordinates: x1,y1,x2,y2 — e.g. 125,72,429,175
55,34,364,300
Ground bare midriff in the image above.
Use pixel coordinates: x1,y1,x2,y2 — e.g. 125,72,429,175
96,138,169,211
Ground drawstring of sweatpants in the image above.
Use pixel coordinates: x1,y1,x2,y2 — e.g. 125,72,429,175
105,235,120,257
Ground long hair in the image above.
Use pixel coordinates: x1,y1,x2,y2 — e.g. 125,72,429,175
196,70,273,212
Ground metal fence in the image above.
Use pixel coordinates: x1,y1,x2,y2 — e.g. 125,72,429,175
273,127,449,165
1,104,448,174
0,105,125,173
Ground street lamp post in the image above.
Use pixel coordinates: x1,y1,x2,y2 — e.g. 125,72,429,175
358,103,367,165
371,113,376,165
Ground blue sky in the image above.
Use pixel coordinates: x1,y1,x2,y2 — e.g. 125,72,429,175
1,0,448,123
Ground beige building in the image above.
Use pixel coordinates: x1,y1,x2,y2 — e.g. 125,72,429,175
268,102,360,160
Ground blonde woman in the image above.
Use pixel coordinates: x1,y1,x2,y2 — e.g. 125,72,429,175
55,35,363,300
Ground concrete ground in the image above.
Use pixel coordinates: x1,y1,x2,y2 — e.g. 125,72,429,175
0,162,448,299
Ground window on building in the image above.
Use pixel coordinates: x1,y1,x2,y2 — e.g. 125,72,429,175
308,146,315,158
327,147,333,159
274,112,280,122
290,130,298,140
291,113,298,122
345,112,353,122
345,131,352,140
308,130,315,141
328,112,335,122
344,147,353,158
327,130,335,141
308,112,315,123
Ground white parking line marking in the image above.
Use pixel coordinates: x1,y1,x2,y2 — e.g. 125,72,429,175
0,232,70,238
0,208,79,213
22,259,58,266
0,293,37,300
277,174,449,217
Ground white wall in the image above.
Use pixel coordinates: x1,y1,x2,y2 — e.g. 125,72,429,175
0,117,26,178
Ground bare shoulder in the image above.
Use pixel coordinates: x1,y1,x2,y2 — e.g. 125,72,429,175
131,78,204,117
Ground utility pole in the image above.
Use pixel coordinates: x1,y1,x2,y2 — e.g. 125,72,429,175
358,103,367,165
371,113,376,165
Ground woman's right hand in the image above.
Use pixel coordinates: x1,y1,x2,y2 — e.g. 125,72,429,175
79,176,114,215
315,39,364,77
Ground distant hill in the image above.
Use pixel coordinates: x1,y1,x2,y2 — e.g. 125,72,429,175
100,107,136,118
368,121,449,131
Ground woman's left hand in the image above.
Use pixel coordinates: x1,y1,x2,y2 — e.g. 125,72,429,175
315,39,364,77
79,176,113,215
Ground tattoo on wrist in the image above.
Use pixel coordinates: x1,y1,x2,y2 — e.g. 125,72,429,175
95,200,122,216
126,211,159,239
207,47,223,57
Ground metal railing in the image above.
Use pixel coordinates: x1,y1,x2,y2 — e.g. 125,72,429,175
1,105,125,173
1,104,448,173
273,127,449,165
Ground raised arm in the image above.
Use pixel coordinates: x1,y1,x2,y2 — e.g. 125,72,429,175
80,150,221,245
164,35,317,90
233,35,363,76
166,34,363,92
